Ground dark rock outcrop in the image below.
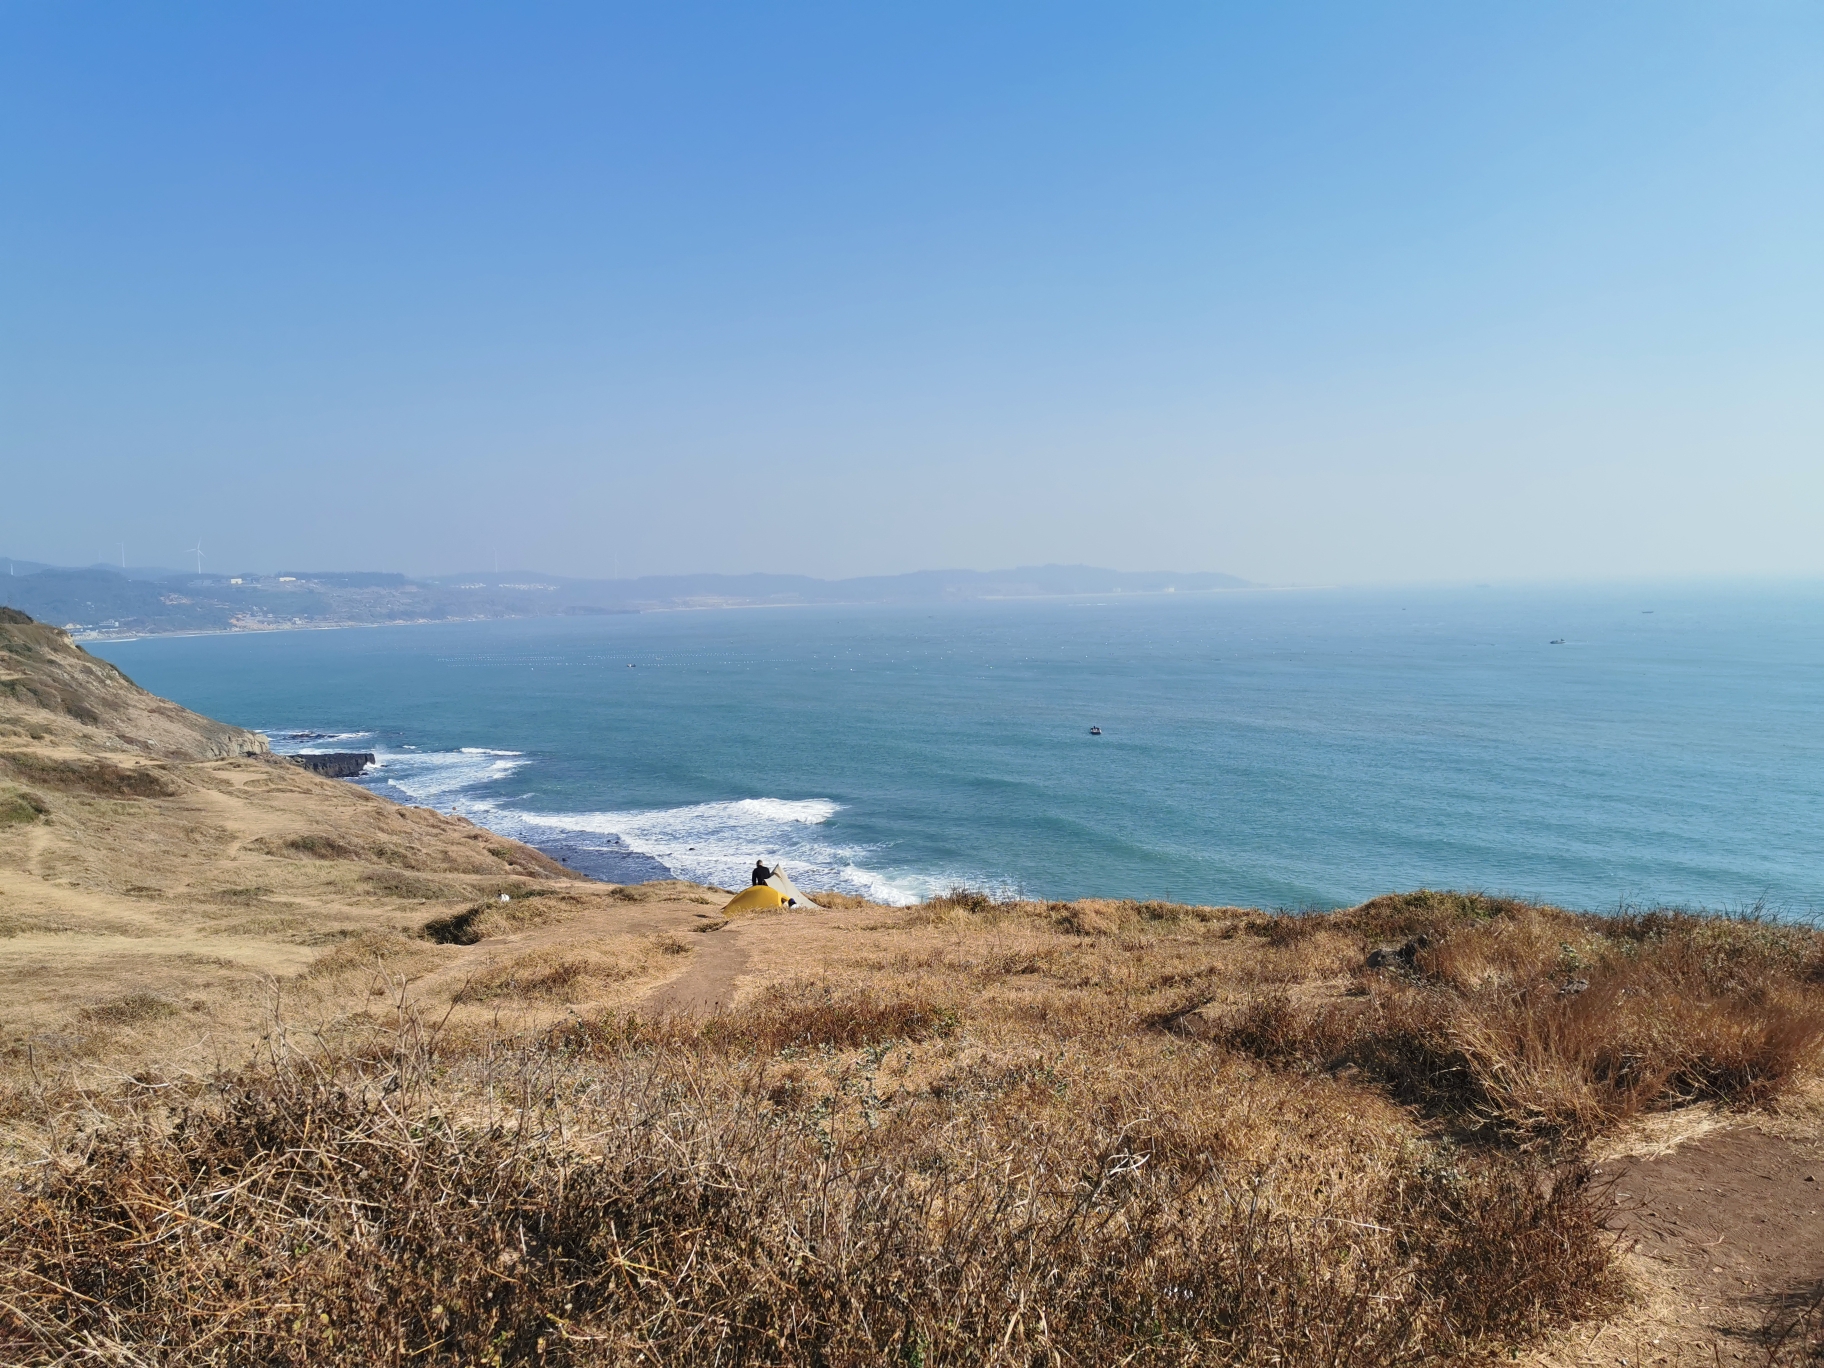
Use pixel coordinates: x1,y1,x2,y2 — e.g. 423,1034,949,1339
288,752,375,779
1365,934,1432,970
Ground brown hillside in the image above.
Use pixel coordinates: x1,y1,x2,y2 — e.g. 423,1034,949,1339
0,609,606,1032
0,619,1819,1366
0,607,268,761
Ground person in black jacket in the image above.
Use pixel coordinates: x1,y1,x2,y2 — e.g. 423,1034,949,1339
751,859,772,887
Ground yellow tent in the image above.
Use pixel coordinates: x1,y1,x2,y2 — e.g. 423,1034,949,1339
763,869,820,909
722,884,786,914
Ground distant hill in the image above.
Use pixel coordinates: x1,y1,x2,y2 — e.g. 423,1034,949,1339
485,565,1252,608
0,561,1251,637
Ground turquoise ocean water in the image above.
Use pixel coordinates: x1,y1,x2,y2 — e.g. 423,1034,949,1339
87,584,1823,913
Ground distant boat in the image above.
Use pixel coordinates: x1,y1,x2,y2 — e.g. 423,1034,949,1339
1089,726,1102,735
1549,638,1566,645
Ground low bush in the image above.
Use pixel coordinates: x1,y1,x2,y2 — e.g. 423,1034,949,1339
77,992,181,1027
0,1017,1621,1367
716,979,961,1052
0,788,47,826
1202,903,1824,1141
923,885,1003,915
452,950,637,1005
276,832,363,861
0,752,174,799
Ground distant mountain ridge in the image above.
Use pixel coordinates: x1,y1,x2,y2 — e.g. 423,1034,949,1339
0,561,1251,637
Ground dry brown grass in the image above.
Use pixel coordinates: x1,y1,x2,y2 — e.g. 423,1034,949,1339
801,888,871,910
3,873,1819,1364
1189,893,1824,1144
0,750,178,798
451,947,649,1005
0,988,1620,1368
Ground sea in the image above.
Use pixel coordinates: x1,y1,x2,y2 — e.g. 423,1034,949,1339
85,583,1824,915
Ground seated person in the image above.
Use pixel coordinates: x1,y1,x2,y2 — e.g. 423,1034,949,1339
752,860,773,887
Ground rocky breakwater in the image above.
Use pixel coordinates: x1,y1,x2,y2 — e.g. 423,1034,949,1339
288,752,376,779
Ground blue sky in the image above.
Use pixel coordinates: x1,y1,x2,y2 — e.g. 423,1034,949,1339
2,3,1818,583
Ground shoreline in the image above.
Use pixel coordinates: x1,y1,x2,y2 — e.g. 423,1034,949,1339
315,747,1819,921
69,583,1284,644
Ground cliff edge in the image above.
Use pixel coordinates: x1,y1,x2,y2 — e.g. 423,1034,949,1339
0,607,268,760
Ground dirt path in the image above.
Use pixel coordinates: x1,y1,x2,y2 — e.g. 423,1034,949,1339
639,923,750,1015
1560,1126,1824,1364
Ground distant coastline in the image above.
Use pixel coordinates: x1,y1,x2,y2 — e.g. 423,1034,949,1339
67,586,1270,643
2,561,1254,641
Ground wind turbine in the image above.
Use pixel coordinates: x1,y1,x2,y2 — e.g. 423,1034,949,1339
188,541,205,574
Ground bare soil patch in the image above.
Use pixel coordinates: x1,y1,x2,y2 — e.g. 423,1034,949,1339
1601,1126,1824,1360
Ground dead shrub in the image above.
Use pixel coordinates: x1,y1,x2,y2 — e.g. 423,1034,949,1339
923,886,1001,915
1055,898,1128,936
0,752,175,799
421,906,484,944
78,993,180,1027
306,930,433,979
730,979,961,1051
1336,890,1534,946
272,833,363,861
1134,899,1239,923
804,889,870,910
1212,905,1824,1141
0,787,48,826
422,896,568,945
359,869,452,900
453,950,634,1005
607,879,724,904
1208,990,1306,1060
0,1023,1621,1367
1761,1279,1824,1367
1394,1152,1622,1342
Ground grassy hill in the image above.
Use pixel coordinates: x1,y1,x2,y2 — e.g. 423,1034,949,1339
0,610,1818,1366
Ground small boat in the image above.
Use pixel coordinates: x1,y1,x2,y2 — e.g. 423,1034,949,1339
1549,638,1566,645
1089,726,1102,735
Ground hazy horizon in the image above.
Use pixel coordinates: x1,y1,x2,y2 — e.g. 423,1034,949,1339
10,553,1824,600
4,4,1819,586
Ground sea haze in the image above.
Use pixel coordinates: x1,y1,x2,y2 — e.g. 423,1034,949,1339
87,585,1824,913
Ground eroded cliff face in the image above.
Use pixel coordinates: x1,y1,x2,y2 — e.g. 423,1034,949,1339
0,607,269,761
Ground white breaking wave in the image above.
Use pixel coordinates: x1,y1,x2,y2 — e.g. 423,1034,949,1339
367,747,530,804
271,727,954,905
262,729,375,754
505,797,929,904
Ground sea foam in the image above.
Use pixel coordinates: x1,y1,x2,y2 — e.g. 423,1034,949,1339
274,729,943,904
507,797,926,902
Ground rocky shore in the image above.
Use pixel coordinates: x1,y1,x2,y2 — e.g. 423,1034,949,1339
287,751,376,778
